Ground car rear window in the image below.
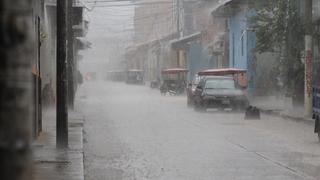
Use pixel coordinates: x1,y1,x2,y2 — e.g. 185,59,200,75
205,79,235,89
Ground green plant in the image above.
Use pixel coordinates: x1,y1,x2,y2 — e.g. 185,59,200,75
249,0,305,98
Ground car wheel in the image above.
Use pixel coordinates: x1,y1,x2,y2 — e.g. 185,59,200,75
193,102,199,111
187,98,193,107
194,102,205,112
234,101,248,112
232,105,243,112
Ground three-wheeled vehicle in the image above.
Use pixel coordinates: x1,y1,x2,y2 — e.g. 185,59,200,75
160,68,188,95
106,70,126,82
187,68,248,109
126,69,144,84
313,87,320,141
150,78,161,89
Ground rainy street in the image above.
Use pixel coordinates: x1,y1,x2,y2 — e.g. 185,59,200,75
4,1,320,180
78,81,320,180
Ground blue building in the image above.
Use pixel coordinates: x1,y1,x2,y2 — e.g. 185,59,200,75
187,42,216,81
171,32,216,81
214,0,257,94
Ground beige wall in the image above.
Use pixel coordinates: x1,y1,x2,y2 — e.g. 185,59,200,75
134,0,177,44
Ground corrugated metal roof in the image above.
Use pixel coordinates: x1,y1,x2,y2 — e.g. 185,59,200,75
170,32,202,50
211,0,234,14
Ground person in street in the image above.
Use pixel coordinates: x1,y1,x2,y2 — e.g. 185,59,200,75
42,78,55,107
77,70,83,85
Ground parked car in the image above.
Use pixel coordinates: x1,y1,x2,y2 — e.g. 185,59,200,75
106,70,125,82
193,76,249,111
187,68,247,107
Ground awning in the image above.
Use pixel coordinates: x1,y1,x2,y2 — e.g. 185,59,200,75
162,68,189,74
171,32,202,50
198,68,246,76
107,70,125,73
127,40,158,53
127,32,178,54
128,69,144,72
211,0,234,17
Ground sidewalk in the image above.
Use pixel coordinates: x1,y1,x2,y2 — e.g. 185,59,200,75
250,96,314,123
32,108,84,180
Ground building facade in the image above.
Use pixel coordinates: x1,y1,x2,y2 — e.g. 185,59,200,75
129,0,179,82
174,0,229,81
213,0,257,94
27,0,89,139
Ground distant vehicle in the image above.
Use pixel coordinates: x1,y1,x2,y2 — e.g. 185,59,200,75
160,68,188,95
85,72,97,81
187,68,247,107
126,69,144,84
106,70,125,82
193,75,249,112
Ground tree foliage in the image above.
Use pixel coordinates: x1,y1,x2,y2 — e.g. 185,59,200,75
249,0,305,98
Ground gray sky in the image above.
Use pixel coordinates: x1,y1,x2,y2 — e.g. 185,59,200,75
79,1,134,74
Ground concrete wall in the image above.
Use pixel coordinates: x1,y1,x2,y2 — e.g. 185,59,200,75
42,5,56,91
187,42,216,81
133,0,176,44
179,0,229,81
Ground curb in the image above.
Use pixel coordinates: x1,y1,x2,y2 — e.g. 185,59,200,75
259,108,314,125
32,110,85,180
69,113,85,180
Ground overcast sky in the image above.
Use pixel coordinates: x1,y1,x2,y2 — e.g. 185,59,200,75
80,1,134,74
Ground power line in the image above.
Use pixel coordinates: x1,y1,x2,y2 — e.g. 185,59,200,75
91,1,174,7
83,0,178,44
93,9,174,22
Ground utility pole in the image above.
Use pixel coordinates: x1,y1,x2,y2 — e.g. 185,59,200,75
304,0,313,117
176,0,181,67
57,0,68,148
177,0,180,35
67,0,75,109
0,0,33,179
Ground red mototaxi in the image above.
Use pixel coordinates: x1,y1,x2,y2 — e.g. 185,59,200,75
160,68,188,95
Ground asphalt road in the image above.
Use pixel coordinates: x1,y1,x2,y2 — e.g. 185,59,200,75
76,81,320,180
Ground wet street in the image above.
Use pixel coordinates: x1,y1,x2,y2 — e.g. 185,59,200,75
77,81,320,180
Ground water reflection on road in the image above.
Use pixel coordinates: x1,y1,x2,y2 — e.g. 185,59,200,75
77,81,320,180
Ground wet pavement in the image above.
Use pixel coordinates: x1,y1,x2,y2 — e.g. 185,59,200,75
78,81,320,180
251,96,313,122
32,109,84,180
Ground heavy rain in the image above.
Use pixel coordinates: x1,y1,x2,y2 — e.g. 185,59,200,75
1,0,320,180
